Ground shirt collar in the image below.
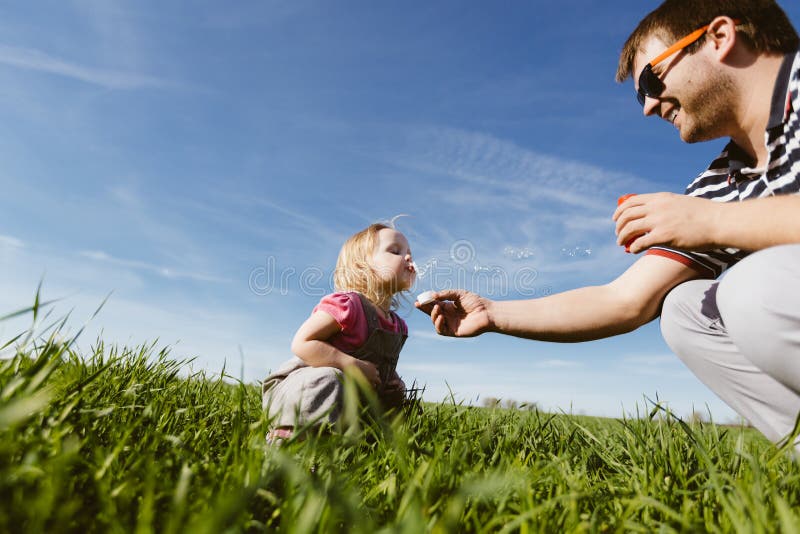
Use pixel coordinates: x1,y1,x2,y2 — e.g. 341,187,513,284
767,49,797,130
726,49,798,176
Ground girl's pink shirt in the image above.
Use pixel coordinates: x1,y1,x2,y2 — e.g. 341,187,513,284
313,292,408,353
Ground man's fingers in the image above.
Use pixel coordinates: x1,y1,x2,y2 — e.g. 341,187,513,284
615,206,646,237
434,314,448,335
432,289,462,302
613,194,648,221
628,232,653,254
618,218,648,247
417,301,435,315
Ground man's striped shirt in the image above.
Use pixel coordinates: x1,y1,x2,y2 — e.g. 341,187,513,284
649,49,800,278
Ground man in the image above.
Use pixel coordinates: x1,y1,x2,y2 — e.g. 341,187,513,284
418,0,800,449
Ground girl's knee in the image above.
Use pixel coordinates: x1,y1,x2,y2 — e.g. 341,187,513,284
303,367,344,393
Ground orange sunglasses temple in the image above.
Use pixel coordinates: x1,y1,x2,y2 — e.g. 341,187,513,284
648,19,742,69
649,25,710,68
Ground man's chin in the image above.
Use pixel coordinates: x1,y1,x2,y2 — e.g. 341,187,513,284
679,124,713,144
677,116,725,144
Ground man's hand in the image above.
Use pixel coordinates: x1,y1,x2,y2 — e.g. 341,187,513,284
415,289,492,337
613,192,722,253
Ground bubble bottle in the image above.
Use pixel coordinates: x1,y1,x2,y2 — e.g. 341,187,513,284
617,194,641,253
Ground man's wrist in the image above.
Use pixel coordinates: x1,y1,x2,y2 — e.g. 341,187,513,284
484,299,500,334
709,201,731,248
708,201,740,249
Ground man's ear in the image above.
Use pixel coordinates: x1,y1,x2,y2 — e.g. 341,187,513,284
706,16,738,61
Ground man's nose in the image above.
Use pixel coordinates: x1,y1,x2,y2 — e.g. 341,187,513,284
642,95,659,117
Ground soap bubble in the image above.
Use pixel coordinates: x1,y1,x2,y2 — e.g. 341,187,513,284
503,246,534,260
415,258,439,279
560,246,593,258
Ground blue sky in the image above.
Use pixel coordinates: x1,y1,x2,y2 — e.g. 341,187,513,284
3,1,799,421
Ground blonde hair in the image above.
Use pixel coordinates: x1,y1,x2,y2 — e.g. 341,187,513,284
333,222,408,311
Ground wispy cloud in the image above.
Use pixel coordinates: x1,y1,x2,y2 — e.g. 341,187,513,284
402,357,581,377
80,250,228,283
101,185,222,272
401,362,481,374
408,329,466,342
0,234,24,248
223,192,348,246
107,184,145,210
384,125,651,212
621,354,680,366
363,125,653,284
616,353,692,378
0,44,169,90
534,359,581,369
439,187,531,212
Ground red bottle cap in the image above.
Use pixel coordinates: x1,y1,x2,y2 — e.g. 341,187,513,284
617,194,637,252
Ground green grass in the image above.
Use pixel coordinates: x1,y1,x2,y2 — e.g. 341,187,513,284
2,298,800,533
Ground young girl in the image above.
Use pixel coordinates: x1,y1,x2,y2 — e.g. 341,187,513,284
262,222,416,443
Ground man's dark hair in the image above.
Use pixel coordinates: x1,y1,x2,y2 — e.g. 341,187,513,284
617,0,799,82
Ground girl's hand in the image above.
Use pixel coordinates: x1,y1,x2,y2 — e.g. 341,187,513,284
384,371,405,392
351,359,381,388
420,289,493,337
380,371,406,408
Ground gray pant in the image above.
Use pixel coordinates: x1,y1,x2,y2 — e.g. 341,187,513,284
661,244,800,447
262,359,344,428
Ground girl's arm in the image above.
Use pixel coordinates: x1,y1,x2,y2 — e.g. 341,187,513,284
290,310,380,386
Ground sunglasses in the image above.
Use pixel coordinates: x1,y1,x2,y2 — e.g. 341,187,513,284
636,24,711,106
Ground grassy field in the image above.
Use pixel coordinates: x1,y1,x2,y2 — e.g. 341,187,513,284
2,300,800,533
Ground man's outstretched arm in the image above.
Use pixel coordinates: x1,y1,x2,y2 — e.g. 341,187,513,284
420,254,701,342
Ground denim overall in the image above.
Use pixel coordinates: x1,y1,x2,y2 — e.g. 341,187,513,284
262,293,407,427
350,293,406,392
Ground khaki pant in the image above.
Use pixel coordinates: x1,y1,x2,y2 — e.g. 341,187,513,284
661,244,800,449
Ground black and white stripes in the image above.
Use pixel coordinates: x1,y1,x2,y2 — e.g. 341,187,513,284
649,50,800,278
